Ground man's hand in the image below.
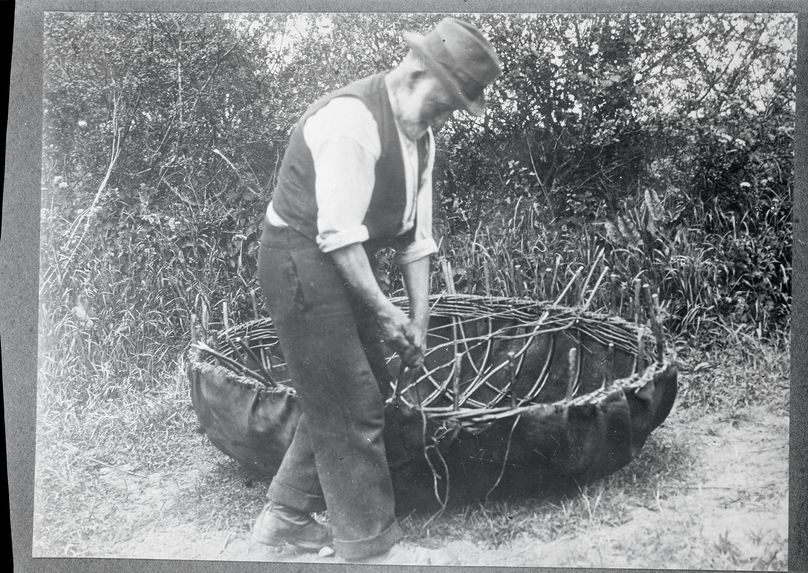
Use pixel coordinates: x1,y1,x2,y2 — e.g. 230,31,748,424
403,320,427,369
375,305,424,368
329,243,423,365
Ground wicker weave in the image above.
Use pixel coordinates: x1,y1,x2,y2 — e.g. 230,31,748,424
188,293,677,510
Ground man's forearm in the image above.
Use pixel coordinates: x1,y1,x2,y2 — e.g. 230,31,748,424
330,243,427,366
400,255,431,327
329,242,391,315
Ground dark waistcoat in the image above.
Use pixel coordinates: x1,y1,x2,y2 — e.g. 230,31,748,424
271,73,427,250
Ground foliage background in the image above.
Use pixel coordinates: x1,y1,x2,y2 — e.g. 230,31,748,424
40,13,793,373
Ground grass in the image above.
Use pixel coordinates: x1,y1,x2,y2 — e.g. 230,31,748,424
33,345,203,555
32,314,790,565
33,188,790,564
400,418,694,550
672,325,790,415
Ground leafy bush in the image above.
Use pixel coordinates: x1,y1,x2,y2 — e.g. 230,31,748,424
39,13,794,392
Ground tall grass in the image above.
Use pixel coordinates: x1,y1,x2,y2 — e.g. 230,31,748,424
429,187,790,346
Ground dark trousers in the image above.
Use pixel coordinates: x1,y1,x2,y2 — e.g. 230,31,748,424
257,222,403,559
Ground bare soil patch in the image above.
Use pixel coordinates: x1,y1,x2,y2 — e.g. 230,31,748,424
54,402,786,569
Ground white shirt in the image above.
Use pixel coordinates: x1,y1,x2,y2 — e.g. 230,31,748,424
266,96,439,266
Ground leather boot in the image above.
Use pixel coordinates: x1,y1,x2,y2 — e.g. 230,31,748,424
252,502,332,552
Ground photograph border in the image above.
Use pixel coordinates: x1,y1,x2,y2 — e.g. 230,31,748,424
3,1,805,571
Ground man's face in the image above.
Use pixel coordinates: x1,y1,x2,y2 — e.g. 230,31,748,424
398,74,459,139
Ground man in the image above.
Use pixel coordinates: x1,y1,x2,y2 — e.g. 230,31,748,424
252,17,501,565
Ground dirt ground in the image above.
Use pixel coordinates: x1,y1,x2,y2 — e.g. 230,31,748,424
86,402,788,569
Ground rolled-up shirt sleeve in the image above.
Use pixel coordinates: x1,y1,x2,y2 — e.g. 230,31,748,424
304,97,381,253
393,129,440,266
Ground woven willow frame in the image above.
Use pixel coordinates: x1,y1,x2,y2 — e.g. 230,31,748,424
192,293,667,433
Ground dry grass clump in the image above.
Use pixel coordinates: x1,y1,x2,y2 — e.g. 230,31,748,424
674,326,790,415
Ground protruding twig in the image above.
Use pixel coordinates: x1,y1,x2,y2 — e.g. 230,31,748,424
541,267,552,300
641,283,664,365
632,278,643,373
603,342,615,388
224,332,244,363
239,337,275,387
441,258,465,409
609,273,619,316
193,341,264,381
551,255,561,296
584,266,610,310
484,265,492,296
579,248,604,305
394,363,407,405
652,293,665,364
251,290,260,320
641,283,652,313
554,266,583,306
440,258,457,295
190,312,198,345
565,347,579,401
635,332,645,373
452,352,462,410
201,302,209,334
262,345,276,381
223,301,230,331
507,351,517,407
651,292,662,317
